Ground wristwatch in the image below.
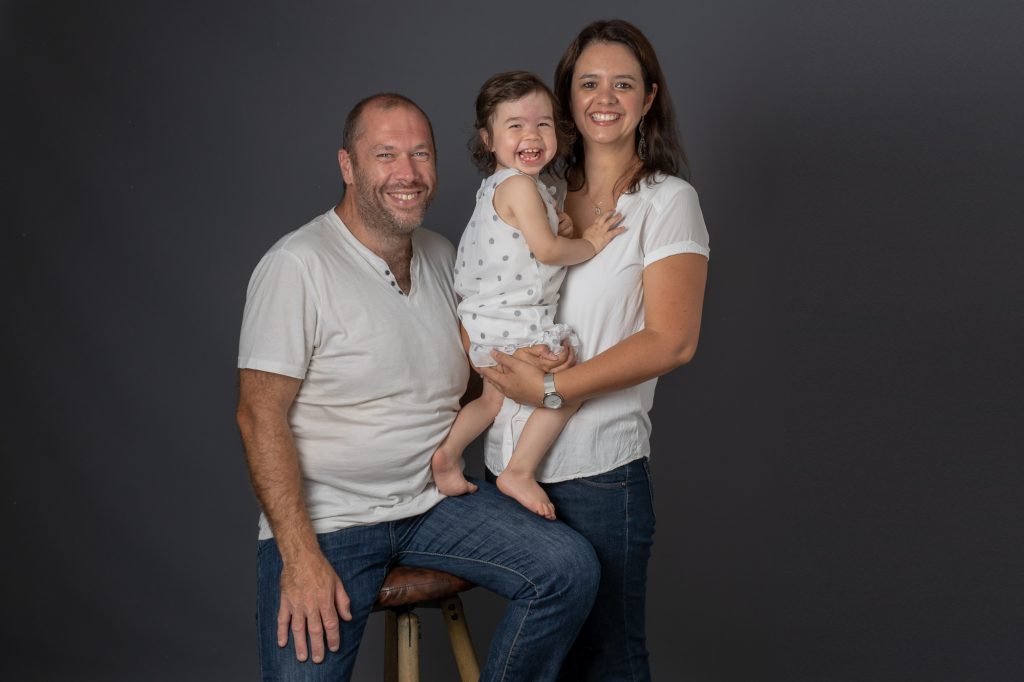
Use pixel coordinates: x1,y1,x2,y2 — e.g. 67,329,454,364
542,373,565,409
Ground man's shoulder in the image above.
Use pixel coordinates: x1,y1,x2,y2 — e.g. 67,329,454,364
270,211,337,258
413,227,455,259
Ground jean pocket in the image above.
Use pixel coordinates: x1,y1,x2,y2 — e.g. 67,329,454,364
575,468,628,490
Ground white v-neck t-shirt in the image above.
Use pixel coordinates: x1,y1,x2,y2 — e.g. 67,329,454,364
239,209,468,538
485,175,710,482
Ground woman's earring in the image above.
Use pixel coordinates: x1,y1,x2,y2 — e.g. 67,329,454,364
637,116,648,161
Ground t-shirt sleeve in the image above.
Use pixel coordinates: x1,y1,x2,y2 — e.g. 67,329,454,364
237,248,319,379
640,180,711,268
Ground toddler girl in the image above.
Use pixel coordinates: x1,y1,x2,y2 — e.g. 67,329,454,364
431,71,624,518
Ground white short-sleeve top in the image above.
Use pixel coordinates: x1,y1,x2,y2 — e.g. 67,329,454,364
485,174,710,482
238,209,468,538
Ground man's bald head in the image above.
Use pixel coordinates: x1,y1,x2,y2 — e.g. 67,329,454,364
342,93,435,153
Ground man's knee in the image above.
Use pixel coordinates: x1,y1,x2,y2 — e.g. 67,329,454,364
541,527,600,603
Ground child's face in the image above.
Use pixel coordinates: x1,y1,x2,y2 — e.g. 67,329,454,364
482,90,558,176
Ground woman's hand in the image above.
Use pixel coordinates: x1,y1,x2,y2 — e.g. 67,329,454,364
477,352,548,407
511,343,576,373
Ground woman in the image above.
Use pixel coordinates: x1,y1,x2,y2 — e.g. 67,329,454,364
478,19,710,681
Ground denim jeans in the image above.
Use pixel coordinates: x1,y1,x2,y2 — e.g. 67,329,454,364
256,478,600,681
545,458,658,682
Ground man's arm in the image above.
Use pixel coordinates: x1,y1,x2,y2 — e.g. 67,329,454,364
236,368,352,664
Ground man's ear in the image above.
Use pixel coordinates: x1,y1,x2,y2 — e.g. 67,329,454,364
338,148,354,185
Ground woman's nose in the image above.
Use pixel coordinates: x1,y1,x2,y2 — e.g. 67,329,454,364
596,82,618,103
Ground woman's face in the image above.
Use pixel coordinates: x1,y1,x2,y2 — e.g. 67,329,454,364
569,41,657,151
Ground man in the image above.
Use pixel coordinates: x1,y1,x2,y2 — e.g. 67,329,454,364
236,93,599,681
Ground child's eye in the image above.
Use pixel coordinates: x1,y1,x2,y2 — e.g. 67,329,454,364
539,121,552,127
509,123,521,129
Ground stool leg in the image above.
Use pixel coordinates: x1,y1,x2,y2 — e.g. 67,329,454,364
384,611,398,682
396,611,420,682
440,596,480,682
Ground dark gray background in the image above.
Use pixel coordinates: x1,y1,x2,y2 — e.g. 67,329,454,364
5,0,1022,679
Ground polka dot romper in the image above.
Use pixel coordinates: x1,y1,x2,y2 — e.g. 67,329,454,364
454,168,578,367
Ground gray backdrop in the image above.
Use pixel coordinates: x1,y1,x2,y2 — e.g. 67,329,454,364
5,0,1022,680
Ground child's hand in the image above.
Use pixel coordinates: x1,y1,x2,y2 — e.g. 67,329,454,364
582,211,626,255
557,211,575,237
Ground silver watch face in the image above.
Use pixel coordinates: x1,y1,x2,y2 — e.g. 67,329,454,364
543,393,564,409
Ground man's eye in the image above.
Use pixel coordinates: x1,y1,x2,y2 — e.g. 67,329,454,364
412,151,431,159
377,153,395,159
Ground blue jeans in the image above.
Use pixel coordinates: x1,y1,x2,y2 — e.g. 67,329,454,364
256,478,600,681
496,458,656,682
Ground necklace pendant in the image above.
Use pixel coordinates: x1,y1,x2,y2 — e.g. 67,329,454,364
593,206,602,215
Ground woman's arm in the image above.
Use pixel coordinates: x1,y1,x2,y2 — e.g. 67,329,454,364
496,174,623,266
478,252,708,405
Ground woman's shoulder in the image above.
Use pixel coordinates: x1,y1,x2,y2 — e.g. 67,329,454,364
637,173,695,196
634,173,699,212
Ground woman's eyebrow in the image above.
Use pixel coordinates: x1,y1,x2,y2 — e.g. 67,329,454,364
576,72,639,81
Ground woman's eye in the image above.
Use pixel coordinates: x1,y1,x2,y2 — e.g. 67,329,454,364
615,82,633,90
581,82,596,89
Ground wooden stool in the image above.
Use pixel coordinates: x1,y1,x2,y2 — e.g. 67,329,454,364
374,566,480,682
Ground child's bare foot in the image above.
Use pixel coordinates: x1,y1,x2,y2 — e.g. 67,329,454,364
497,469,555,520
431,447,478,497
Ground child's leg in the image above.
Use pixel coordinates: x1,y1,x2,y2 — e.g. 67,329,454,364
431,381,505,496
497,403,580,520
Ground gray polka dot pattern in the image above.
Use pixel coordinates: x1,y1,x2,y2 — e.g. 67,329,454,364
453,168,573,364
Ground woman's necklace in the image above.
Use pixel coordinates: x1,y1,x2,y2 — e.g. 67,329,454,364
583,187,607,215
582,159,640,215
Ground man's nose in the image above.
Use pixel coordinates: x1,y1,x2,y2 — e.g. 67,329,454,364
393,154,416,180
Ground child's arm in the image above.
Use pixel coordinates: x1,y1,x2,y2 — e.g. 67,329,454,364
556,211,575,237
495,175,624,266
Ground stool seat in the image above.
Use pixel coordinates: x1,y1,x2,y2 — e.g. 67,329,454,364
376,565,475,609
374,566,479,682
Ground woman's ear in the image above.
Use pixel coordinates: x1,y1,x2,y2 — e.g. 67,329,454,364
643,82,659,116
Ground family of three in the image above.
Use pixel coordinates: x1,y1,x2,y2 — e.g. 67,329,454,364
236,19,710,681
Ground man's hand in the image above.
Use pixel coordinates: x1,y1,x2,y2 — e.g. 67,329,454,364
278,554,353,663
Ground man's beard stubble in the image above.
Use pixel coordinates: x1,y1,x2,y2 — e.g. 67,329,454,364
352,165,431,240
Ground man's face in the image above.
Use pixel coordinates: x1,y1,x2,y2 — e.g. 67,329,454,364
342,105,437,236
